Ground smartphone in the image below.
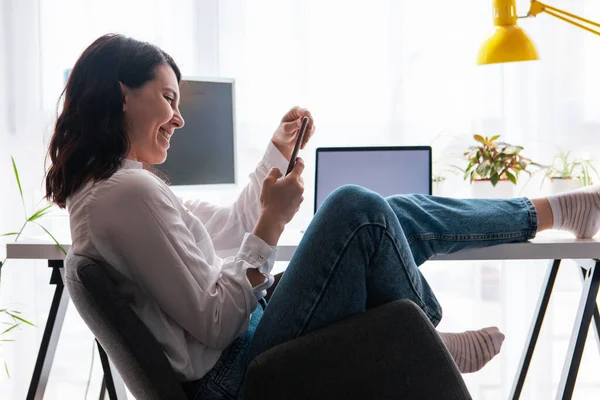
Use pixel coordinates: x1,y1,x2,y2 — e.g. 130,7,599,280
285,116,309,176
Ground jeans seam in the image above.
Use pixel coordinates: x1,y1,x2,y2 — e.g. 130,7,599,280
382,230,442,324
406,231,531,245
295,221,441,332
188,378,233,400
213,339,244,386
521,197,539,238
204,380,236,400
295,222,386,337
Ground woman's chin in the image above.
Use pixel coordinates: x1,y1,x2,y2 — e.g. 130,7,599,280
160,150,169,163
146,151,168,165
154,154,168,165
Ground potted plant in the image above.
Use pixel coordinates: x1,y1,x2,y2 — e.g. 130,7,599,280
541,150,599,195
432,168,465,197
464,134,537,199
0,157,65,375
432,175,447,196
430,132,468,197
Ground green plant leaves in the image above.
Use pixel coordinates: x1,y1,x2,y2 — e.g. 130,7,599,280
3,310,35,327
503,145,523,155
36,224,67,255
0,233,18,237
0,324,19,337
505,171,517,185
11,157,27,221
463,134,536,185
518,160,528,170
542,149,600,186
0,308,36,377
27,203,55,222
473,134,485,144
3,158,60,246
490,174,500,186
10,157,23,204
2,156,52,375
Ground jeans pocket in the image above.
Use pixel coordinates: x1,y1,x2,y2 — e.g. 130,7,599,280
183,336,249,400
192,381,237,400
212,336,247,388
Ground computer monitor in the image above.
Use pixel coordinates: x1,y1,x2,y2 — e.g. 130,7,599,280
156,77,236,187
314,146,432,213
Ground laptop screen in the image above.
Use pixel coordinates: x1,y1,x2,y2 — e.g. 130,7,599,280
314,147,432,213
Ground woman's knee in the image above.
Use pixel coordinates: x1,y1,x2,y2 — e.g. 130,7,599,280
321,185,388,216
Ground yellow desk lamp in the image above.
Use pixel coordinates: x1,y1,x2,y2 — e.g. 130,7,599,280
477,0,600,65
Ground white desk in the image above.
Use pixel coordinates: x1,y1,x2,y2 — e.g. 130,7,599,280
9,231,600,262
8,232,600,400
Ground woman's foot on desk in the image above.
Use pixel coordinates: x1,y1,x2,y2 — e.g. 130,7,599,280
439,327,505,373
546,184,600,238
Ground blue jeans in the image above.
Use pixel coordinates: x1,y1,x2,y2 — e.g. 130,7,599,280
182,185,539,399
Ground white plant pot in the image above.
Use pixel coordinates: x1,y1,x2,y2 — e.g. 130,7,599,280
470,180,515,199
548,178,582,195
433,180,446,197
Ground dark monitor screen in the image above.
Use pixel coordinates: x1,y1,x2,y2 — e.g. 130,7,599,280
156,78,236,186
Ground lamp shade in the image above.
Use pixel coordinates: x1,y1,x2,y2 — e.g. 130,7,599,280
477,25,539,64
477,0,540,65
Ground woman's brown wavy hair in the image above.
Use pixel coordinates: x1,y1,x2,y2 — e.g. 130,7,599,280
45,34,181,208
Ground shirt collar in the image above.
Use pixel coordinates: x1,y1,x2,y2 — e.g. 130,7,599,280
121,158,144,170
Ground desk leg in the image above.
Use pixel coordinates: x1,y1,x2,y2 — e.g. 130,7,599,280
97,340,128,399
99,379,106,400
579,266,600,350
27,260,69,400
510,259,561,400
556,261,600,400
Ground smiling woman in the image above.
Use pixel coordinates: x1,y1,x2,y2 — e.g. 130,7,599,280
44,34,183,208
120,64,185,164
3,0,600,398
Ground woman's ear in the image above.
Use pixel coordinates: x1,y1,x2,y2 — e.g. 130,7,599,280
119,82,128,112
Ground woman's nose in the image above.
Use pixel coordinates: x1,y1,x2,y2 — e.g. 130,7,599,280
172,111,185,129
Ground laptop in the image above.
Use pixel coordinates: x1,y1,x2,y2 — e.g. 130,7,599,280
314,146,432,213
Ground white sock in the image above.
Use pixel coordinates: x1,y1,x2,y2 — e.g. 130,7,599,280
547,184,600,238
438,327,505,373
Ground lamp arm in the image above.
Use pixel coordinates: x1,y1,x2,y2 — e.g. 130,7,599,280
527,0,600,36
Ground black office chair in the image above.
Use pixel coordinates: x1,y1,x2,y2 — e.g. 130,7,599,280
65,252,471,400
65,252,187,400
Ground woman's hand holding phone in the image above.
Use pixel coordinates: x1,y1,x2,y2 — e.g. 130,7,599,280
249,159,304,285
271,106,315,161
255,106,313,246
254,158,305,246
285,116,309,175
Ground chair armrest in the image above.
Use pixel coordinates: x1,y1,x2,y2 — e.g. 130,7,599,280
244,300,471,400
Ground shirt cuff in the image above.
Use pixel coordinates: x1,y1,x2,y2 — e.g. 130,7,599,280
238,232,274,268
237,233,279,300
263,141,290,176
259,245,277,275
252,272,275,300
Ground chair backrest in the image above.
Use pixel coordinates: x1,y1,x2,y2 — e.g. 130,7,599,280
64,252,188,400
